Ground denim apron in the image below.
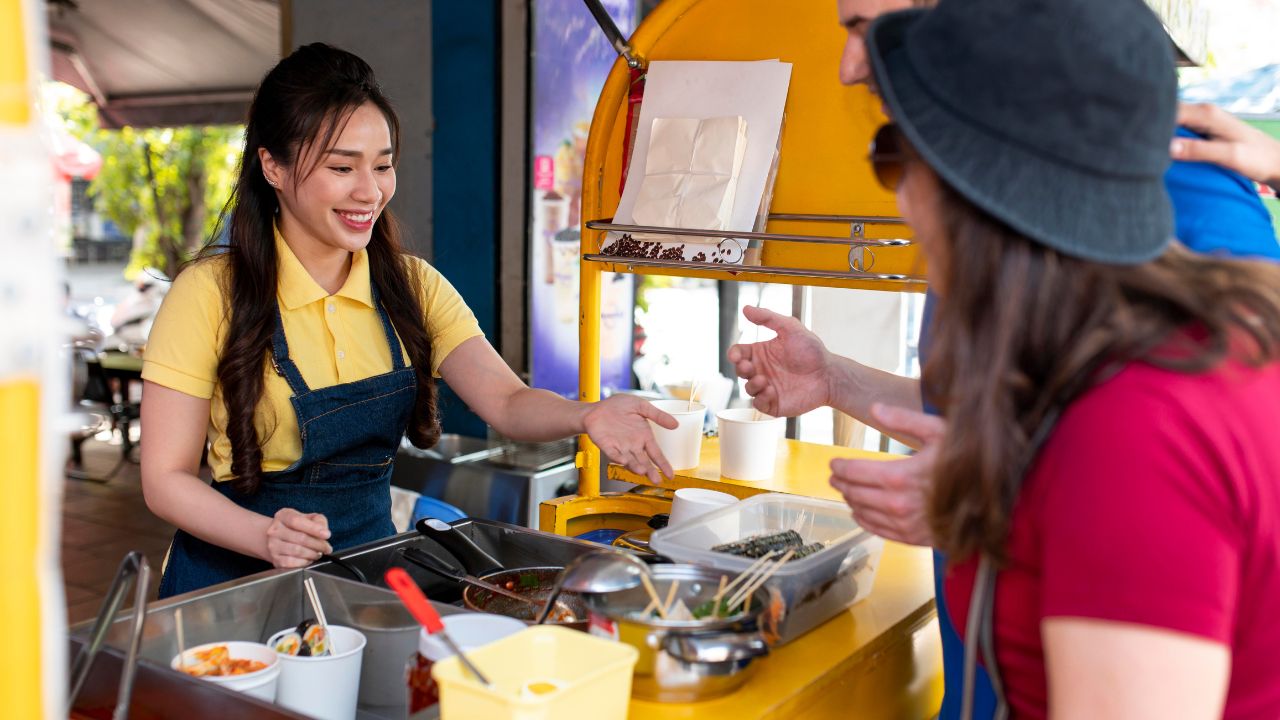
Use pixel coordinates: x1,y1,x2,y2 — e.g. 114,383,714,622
158,287,416,598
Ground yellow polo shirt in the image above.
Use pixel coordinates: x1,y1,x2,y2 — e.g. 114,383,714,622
142,231,483,481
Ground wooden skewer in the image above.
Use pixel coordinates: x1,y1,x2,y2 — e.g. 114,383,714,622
719,549,778,601
711,575,728,618
729,549,795,610
728,549,795,610
662,580,680,617
175,608,188,671
641,598,658,617
639,572,667,620
687,380,701,412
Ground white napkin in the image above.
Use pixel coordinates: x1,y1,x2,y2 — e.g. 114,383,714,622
631,116,749,237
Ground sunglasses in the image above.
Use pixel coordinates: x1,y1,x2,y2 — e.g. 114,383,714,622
869,123,911,191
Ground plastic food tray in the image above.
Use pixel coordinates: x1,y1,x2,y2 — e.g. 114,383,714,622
650,493,885,645
432,625,637,720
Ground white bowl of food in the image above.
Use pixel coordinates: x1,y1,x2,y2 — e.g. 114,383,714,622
171,640,281,701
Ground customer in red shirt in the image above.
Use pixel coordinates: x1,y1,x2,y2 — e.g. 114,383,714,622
846,0,1280,717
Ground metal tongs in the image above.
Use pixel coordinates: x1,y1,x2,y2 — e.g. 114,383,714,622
66,551,151,720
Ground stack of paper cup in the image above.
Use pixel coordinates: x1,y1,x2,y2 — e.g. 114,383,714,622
717,408,786,481
667,487,738,528
647,399,707,471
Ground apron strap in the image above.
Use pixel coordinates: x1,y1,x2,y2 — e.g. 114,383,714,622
270,303,311,395
370,284,407,372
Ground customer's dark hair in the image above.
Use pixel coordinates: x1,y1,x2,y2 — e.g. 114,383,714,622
194,43,439,494
923,176,1280,562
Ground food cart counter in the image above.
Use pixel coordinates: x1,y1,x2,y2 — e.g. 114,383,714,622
629,541,941,719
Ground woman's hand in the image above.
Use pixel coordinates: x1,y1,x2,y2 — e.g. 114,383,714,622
828,403,943,545
582,394,678,484
264,508,333,568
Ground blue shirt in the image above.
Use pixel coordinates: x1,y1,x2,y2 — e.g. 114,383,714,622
928,128,1278,720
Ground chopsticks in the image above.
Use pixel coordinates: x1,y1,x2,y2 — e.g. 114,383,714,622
303,576,337,656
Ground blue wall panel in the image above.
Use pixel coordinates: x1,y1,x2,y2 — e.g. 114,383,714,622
432,0,498,438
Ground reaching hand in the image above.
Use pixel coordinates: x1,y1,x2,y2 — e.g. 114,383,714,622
828,404,944,546
727,305,834,418
1172,102,1280,188
582,393,678,484
265,508,332,568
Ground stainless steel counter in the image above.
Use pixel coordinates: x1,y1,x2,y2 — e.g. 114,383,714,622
69,518,613,719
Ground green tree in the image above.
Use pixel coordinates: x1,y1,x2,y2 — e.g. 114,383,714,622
48,83,243,278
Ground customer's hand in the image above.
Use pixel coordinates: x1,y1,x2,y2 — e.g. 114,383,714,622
583,394,677,484
728,306,833,418
1172,102,1280,188
264,508,332,568
828,404,942,546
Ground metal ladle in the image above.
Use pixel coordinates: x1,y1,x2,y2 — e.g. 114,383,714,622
535,551,650,625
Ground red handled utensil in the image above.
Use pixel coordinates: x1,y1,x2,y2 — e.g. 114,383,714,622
384,567,492,687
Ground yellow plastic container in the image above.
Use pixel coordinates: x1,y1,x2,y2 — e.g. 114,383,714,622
432,625,638,720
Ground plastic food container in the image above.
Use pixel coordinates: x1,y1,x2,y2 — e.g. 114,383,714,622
650,493,885,645
170,641,281,702
432,625,638,720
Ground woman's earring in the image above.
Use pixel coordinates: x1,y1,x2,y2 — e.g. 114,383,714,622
266,178,279,188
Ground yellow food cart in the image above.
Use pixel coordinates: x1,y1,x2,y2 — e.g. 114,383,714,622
538,0,942,717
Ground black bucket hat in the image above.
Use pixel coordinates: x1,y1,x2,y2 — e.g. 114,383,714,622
867,0,1178,265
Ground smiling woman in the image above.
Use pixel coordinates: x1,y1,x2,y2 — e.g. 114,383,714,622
138,43,680,598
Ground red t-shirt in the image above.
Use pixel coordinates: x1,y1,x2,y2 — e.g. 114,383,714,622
945,354,1280,719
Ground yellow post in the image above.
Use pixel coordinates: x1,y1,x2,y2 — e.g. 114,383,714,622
0,0,31,126
577,256,604,498
576,51,633,500
0,380,45,719
2,1,64,716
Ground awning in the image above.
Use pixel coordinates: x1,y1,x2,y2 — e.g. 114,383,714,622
47,0,279,129
49,121,102,180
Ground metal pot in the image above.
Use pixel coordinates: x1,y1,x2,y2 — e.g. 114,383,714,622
399,547,589,628
584,564,776,703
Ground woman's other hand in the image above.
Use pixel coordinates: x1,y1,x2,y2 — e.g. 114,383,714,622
828,403,944,546
264,508,333,568
582,394,678,484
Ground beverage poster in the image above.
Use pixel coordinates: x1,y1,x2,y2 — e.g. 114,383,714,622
529,0,637,398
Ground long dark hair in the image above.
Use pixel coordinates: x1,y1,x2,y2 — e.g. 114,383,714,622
197,43,440,494
923,178,1280,563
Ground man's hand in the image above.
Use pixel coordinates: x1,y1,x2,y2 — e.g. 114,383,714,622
828,404,944,546
727,305,834,418
1172,102,1280,188
264,508,332,568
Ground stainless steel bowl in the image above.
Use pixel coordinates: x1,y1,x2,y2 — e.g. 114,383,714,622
584,564,777,703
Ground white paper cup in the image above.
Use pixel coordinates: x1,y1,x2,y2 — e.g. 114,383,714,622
418,613,527,661
668,487,738,528
269,625,367,720
171,641,281,702
717,408,786,481
648,399,707,470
